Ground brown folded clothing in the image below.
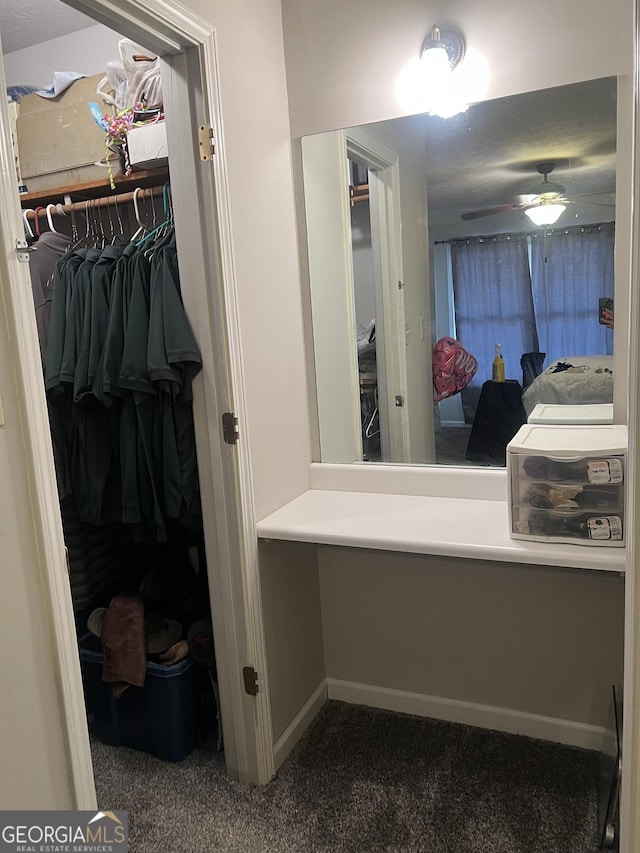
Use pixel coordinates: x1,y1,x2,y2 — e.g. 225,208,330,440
101,594,146,697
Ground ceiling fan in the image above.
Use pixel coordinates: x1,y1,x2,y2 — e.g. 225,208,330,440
460,161,614,222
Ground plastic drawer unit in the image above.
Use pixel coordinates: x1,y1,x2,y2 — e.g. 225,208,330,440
507,424,627,547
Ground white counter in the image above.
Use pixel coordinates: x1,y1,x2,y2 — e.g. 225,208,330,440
257,483,626,573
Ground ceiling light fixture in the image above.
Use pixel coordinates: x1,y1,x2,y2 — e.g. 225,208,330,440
524,201,566,227
419,26,467,118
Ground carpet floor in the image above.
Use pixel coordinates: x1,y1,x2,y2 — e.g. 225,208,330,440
91,700,602,852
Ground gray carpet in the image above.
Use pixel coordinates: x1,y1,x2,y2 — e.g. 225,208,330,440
91,700,601,852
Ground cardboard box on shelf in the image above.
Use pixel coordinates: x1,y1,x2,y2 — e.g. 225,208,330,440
16,73,119,193
126,121,168,171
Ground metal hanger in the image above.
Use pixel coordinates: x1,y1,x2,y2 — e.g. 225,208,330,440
22,209,34,239
130,187,147,241
45,203,58,233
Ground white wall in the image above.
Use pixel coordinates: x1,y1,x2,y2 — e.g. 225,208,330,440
0,312,76,808
320,548,624,728
282,0,632,139
196,0,311,519
3,23,122,87
259,541,324,742
0,78,77,806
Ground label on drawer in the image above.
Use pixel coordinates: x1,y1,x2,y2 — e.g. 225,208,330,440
587,516,623,540
587,459,623,484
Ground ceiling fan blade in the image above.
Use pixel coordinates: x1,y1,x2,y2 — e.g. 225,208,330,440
567,199,616,209
461,204,526,221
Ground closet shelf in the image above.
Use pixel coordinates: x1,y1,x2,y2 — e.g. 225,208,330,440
19,166,170,208
350,183,369,206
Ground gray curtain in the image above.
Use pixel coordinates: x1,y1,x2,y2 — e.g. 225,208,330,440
451,237,538,418
530,222,614,362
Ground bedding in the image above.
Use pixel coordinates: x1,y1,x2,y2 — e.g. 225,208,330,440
522,355,614,417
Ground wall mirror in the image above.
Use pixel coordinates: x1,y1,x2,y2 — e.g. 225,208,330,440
301,76,617,468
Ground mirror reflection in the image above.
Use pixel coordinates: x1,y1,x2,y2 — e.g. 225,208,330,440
302,77,617,467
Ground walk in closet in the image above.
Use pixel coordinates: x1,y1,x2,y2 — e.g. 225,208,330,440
5,12,228,783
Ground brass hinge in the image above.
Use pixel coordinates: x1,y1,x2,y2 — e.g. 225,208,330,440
222,412,239,445
198,124,215,160
243,666,259,696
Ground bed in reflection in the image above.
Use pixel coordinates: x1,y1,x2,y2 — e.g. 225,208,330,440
522,355,614,418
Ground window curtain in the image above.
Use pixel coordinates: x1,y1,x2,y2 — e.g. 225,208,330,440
451,237,538,417
530,222,614,363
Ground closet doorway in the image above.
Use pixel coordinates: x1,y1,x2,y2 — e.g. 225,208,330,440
0,0,272,807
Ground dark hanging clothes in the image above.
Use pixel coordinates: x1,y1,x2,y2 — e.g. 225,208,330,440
28,231,71,365
45,248,86,394
148,238,202,521
28,234,133,619
100,242,139,404
44,226,202,542
76,244,124,401
60,248,101,385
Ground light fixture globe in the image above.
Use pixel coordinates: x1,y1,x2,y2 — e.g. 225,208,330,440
419,26,467,118
420,26,465,70
420,43,451,81
524,202,566,226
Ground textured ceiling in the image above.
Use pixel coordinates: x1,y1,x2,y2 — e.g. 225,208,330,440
420,76,617,239
0,0,94,54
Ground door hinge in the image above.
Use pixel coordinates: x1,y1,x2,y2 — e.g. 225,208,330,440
222,412,239,444
198,125,215,160
243,666,259,696
15,238,34,263
397,280,405,290
395,395,405,407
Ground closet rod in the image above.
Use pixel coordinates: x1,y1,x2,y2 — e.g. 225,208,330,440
25,185,165,219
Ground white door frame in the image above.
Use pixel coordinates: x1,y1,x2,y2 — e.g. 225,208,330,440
301,127,409,464
346,129,410,463
301,129,363,463
0,0,273,805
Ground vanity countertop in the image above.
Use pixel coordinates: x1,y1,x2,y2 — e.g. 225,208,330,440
256,487,626,573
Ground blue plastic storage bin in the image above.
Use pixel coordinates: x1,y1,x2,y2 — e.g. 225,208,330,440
79,635,205,762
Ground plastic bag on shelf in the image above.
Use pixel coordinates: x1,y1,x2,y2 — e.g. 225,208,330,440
96,39,162,112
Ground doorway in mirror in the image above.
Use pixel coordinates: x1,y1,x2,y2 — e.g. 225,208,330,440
350,157,381,461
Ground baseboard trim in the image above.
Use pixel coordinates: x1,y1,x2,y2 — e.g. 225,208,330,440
273,681,328,771
326,679,604,750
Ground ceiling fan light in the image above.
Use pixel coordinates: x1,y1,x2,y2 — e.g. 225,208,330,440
525,203,566,226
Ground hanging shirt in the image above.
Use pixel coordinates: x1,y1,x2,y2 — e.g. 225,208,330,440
74,245,125,525
119,247,166,540
46,247,91,500
100,242,139,404
45,247,88,395
148,238,202,520
59,248,100,386
28,231,71,364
